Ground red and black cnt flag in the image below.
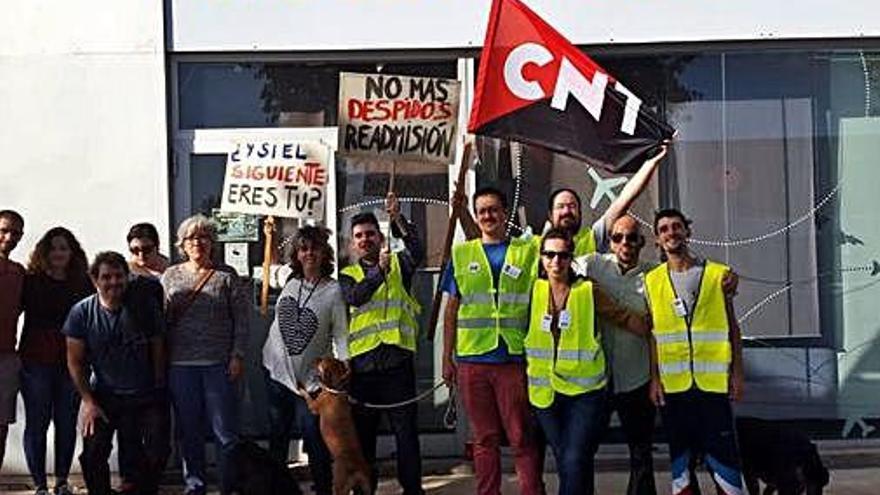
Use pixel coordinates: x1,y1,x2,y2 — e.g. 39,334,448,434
468,0,675,173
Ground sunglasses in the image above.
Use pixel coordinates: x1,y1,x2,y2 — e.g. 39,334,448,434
129,245,156,255
541,250,573,260
611,232,641,245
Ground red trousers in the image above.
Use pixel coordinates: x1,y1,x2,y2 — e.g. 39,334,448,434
458,361,545,495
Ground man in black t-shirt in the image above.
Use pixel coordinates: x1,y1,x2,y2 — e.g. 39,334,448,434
64,251,169,495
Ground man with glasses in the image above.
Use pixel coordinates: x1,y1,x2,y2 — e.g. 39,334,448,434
577,215,660,495
0,209,25,472
442,187,544,495
453,147,668,256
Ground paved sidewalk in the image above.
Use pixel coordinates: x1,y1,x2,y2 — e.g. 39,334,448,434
378,467,875,494
1,466,874,494
3,440,878,494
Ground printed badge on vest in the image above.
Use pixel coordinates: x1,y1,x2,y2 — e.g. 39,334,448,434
672,297,687,317
502,263,522,279
541,314,553,332
558,310,571,330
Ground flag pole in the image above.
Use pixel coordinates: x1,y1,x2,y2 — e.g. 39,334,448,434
260,215,275,316
426,141,474,340
386,160,397,240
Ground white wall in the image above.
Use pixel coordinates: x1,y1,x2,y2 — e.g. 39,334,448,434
0,0,168,475
169,0,878,52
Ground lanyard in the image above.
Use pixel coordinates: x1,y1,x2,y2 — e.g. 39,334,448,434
546,283,571,356
295,277,323,320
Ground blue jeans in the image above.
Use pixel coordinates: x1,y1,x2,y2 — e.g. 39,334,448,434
169,364,240,494
264,372,332,495
534,390,607,495
20,363,80,488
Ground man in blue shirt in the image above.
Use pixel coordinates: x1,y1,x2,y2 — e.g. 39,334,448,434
442,187,544,495
64,251,169,495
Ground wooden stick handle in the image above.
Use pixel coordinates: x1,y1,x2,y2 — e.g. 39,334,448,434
426,141,474,340
260,215,275,316
389,160,397,194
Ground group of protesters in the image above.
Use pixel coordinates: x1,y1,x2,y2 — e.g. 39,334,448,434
0,214,247,495
0,141,747,495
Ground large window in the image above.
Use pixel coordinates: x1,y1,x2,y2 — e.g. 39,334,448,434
175,48,880,434
474,48,880,427
176,60,459,433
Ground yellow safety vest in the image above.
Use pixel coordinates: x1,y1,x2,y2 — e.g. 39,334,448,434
531,226,597,256
524,279,607,408
644,261,731,394
340,254,421,357
451,238,537,356
573,227,597,256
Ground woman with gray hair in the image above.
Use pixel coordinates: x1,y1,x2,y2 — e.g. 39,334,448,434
160,214,249,495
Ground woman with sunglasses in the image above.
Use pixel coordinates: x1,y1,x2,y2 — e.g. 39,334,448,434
127,223,169,279
525,227,650,495
116,222,169,493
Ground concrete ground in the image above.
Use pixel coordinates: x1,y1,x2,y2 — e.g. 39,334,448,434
0,468,876,494
3,441,878,494
401,468,876,494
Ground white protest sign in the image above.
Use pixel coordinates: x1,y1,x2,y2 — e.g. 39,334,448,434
220,140,330,220
338,72,461,164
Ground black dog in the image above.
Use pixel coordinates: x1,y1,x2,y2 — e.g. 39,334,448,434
736,417,830,495
234,440,304,495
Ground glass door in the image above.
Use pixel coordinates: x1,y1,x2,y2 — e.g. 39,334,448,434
171,127,338,436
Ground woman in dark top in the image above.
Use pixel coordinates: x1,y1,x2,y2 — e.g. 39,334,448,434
20,227,93,495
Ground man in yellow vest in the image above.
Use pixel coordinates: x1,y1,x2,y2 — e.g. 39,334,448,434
577,215,661,495
538,146,669,257
338,192,424,495
454,147,668,257
441,186,544,495
645,208,744,495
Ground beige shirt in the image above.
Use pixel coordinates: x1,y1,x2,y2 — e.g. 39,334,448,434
578,253,654,394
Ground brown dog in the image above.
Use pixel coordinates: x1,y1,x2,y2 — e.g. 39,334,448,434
302,357,372,495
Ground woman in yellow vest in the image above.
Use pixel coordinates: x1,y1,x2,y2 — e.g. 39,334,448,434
525,228,650,495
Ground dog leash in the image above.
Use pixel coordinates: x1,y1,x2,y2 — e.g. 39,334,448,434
318,380,458,428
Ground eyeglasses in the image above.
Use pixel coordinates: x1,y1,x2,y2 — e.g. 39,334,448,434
129,245,156,255
184,234,211,243
541,250,573,260
611,232,641,245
